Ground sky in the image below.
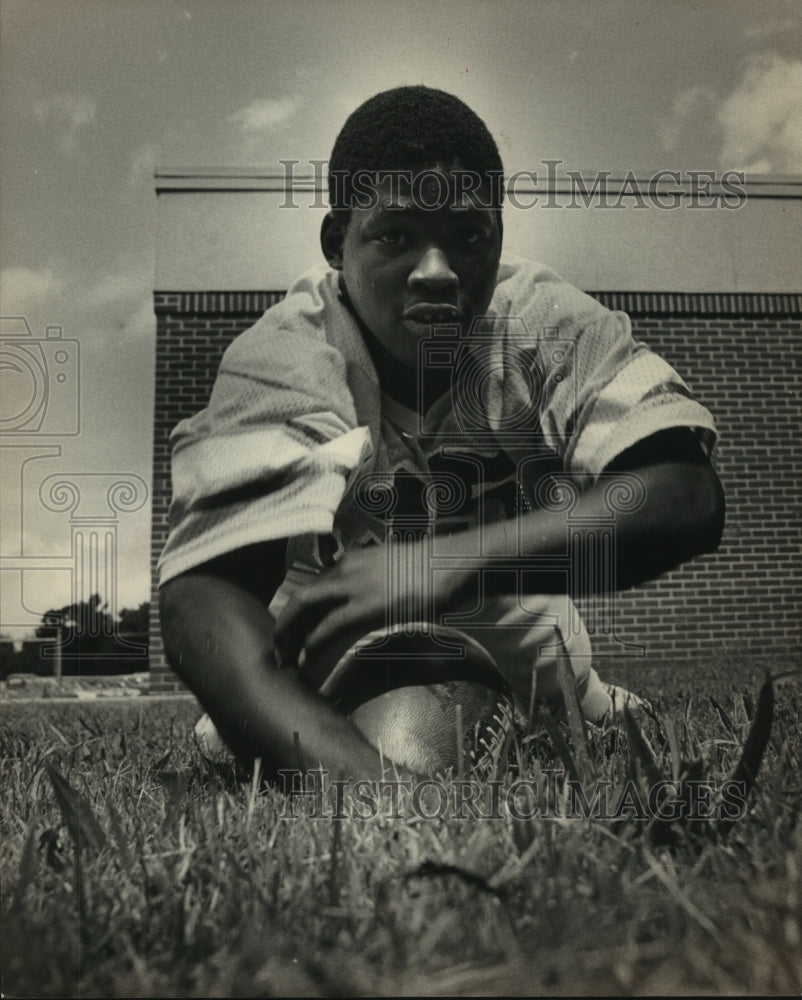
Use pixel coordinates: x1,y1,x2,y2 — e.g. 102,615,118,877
1,0,801,637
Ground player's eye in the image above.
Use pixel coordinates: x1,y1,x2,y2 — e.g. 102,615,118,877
376,230,407,246
456,229,488,246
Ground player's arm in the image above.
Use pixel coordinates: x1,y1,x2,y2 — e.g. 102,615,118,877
158,538,387,781
502,426,724,590
275,429,724,664
591,426,725,585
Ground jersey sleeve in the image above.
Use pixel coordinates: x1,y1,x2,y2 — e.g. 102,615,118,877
157,275,373,586
493,254,718,487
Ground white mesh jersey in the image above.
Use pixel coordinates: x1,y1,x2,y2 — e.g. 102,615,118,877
158,252,717,586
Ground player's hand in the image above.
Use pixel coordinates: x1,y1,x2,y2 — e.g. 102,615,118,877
273,541,463,684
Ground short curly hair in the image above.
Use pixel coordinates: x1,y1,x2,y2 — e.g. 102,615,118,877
328,86,505,213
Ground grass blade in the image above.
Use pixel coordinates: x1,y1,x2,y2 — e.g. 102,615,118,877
742,688,754,721
245,756,263,832
664,717,682,783
709,696,736,738
621,711,680,844
13,822,39,910
556,652,593,782
623,707,665,790
539,709,582,786
718,673,774,837
46,721,70,747
45,761,106,853
455,702,465,780
641,845,724,945
397,859,497,896
526,666,538,733
79,715,103,738
106,801,133,876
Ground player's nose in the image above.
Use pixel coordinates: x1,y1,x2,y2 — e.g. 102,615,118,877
408,245,458,293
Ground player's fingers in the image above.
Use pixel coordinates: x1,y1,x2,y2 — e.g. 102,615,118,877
274,608,314,668
274,585,344,668
303,588,399,679
300,612,375,690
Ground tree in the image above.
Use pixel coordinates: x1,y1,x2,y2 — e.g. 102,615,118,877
0,634,18,680
118,602,149,637
31,595,149,676
36,593,117,641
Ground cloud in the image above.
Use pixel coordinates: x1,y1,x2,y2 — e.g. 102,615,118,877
228,97,297,133
1,258,153,345
85,267,150,311
31,93,97,151
717,52,802,174
743,15,799,40
0,266,64,317
657,85,716,153
736,156,773,175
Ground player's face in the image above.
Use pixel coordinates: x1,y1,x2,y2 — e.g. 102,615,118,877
336,171,502,371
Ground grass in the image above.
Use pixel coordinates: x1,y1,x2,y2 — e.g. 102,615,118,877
1,657,801,997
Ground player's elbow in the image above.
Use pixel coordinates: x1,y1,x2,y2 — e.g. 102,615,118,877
158,572,220,674
678,462,725,557
158,577,192,670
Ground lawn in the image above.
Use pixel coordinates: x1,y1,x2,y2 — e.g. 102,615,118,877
1,656,800,997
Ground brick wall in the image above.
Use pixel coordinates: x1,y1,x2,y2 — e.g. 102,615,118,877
149,292,285,693
578,298,801,675
149,290,801,692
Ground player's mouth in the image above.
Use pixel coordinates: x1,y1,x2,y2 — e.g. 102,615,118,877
402,303,464,335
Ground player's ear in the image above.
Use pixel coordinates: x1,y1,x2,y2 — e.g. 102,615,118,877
320,212,347,271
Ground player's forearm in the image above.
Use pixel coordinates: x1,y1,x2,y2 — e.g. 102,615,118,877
271,461,724,666
159,573,385,780
436,460,724,595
